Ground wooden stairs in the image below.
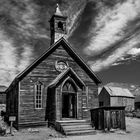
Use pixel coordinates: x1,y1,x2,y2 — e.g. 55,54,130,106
56,119,96,136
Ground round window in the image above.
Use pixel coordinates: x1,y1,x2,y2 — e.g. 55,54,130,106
55,60,68,72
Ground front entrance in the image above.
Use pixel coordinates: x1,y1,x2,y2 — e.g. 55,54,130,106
62,80,77,118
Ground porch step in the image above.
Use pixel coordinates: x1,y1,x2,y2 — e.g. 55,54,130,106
59,120,89,126
56,119,96,136
64,124,92,130
66,129,96,136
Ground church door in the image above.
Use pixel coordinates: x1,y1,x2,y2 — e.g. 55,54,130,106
62,80,77,118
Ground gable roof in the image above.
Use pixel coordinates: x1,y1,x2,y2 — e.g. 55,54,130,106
102,86,134,98
6,38,101,93
98,87,102,94
17,37,101,83
0,85,7,93
49,68,85,88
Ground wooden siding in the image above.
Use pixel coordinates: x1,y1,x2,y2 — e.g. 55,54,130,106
91,107,126,130
47,87,56,126
99,88,134,111
98,88,110,107
135,102,140,111
110,97,134,111
17,44,98,126
0,93,6,104
6,83,19,129
55,83,83,120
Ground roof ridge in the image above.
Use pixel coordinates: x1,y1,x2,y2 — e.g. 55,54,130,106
49,67,85,88
17,38,64,79
6,37,101,92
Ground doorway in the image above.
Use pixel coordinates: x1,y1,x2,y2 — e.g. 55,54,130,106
62,80,77,118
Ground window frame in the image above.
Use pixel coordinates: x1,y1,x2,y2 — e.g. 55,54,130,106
35,81,43,109
57,21,64,30
99,101,104,107
62,80,77,93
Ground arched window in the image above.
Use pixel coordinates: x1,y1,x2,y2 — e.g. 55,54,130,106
35,81,43,109
57,21,64,30
62,80,77,93
62,79,77,118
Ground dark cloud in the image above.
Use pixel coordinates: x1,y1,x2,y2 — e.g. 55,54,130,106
0,0,87,86
0,0,140,86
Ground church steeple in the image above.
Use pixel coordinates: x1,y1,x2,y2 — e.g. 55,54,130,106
55,3,63,16
50,4,67,45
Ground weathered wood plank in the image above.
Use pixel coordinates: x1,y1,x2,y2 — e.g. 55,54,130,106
16,43,98,125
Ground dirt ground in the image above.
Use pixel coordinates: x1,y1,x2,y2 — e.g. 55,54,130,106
0,117,140,140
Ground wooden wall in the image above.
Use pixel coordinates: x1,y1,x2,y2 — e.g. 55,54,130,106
55,83,83,121
99,88,134,111
91,107,126,131
18,44,98,127
110,97,134,111
47,87,56,126
0,93,6,104
6,83,19,129
98,88,110,107
135,102,140,111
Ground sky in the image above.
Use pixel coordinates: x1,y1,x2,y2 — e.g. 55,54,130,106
0,0,140,86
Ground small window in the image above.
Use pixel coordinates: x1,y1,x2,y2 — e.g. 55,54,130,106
99,101,104,107
58,21,64,30
35,81,43,109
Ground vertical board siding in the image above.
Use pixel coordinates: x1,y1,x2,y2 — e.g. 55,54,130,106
91,107,126,130
99,88,134,112
99,88,110,107
111,97,134,111
6,83,19,129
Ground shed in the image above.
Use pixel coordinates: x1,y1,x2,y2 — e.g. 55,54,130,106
90,106,126,131
135,95,140,111
98,86,134,111
0,85,7,104
0,85,7,115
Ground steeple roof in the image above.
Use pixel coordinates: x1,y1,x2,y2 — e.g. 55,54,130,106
54,3,63,16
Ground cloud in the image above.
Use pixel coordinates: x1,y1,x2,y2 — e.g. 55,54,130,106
16,3,49,39
1,0,140,86
85,0,140,56
78,0,140,72
0,29,17,86
0,0,87,86
17,45,33,72
89,32,140,72
127,47,140,56
62,0,86,38
67,8,84,38
0,29,33,86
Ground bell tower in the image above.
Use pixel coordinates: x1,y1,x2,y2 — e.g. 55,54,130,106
50,4,67,45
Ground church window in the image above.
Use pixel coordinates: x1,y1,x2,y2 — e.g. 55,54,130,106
57,21,64,30
99,101,104,107
35,81,43,109
62,80,77,93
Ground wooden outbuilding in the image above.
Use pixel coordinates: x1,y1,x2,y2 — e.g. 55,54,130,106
0,85,7,115
6,5,101,134
90,106,126,131
135,95,140,111
0,86,7,104
98,86,134,111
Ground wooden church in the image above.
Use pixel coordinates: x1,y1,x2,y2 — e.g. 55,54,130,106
6,5,101,135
